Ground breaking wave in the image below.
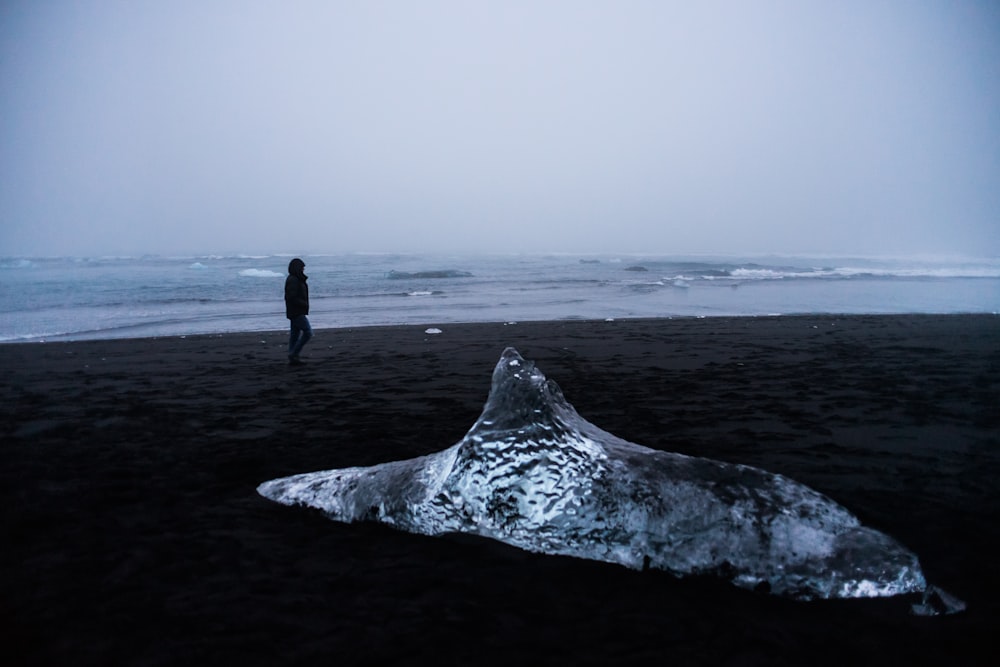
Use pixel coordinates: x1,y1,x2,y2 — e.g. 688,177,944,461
239,269,283,278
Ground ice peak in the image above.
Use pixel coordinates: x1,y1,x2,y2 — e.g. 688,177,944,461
463,347,582,444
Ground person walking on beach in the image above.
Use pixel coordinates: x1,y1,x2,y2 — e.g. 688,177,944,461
285,257,312,365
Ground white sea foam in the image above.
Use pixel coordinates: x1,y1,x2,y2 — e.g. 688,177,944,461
832,266,1000,279
238,268,283,278
722,264,1000,281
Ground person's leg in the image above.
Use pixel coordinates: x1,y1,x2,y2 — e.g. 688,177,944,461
296,316,312,354
288,319,301,358
289,315,312,359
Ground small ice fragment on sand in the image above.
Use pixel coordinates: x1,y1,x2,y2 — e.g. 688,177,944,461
425,328,443,335
911,585,967,616
605,318,615,322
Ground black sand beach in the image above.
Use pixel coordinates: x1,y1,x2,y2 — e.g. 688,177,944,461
2,315,998,666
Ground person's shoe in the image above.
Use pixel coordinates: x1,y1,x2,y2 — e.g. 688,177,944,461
288,356,303,366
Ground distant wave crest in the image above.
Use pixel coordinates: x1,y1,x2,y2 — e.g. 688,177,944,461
0,259,34,270
239,269,283,278
386,269,472,279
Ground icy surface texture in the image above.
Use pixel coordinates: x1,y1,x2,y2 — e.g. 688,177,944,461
259,347,939,602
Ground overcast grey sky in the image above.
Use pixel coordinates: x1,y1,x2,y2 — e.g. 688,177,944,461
1,1,998,257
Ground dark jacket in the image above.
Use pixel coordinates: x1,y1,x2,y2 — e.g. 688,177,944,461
284,272,309,319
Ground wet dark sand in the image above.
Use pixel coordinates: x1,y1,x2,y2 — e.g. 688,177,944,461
2,315,998,666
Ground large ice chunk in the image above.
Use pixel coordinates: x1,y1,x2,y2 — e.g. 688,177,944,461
259,347,961,610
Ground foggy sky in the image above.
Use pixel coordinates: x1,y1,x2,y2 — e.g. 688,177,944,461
2,1,998,257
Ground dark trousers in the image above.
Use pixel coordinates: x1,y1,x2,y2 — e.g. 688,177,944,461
288,315,312,358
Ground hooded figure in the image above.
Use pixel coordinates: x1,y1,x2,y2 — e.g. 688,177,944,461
284,258,312,364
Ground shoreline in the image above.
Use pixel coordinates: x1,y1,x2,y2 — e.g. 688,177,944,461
4,310,998,346
2,314,998,665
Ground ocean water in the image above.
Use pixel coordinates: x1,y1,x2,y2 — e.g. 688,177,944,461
0,253,998,342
